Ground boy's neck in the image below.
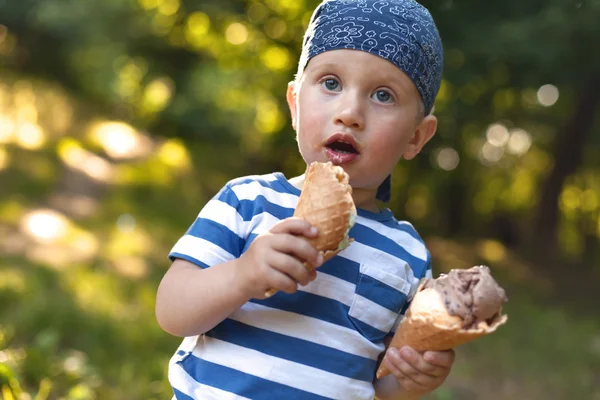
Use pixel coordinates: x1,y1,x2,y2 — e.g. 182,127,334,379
289,174,381,213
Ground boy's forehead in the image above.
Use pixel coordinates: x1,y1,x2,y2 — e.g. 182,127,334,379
304,49,418,93
309,48,379,63
308,48,403,70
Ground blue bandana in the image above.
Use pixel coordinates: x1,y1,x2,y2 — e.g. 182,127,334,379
297,0,443,202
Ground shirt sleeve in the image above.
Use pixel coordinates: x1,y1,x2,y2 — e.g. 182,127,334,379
168,183,247,268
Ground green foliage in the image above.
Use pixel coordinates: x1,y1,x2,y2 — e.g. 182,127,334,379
0,258,178,399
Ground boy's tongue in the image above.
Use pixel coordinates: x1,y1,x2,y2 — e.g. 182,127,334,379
325,147,358,165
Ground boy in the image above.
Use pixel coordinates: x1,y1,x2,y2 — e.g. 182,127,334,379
156,0,455,399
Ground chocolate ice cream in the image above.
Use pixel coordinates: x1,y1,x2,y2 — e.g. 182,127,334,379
424,265,507,328
376,265,509,378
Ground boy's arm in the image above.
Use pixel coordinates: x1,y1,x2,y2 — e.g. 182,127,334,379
374,337,455,400
155,218,322,337
156,258,251,337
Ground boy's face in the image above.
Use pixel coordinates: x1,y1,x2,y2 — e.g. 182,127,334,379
287,49,436,196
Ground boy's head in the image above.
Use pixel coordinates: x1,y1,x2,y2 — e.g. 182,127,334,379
297,0,443,117
287,0,443,205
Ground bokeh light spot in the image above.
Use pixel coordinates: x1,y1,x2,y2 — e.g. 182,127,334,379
255,97,284,134
22,209,69,242
436,147,460,171
507,128,532,155
478,240,506,262
261,46,291,71
117,214,136,233
16,122,45,150
142,78,174,113
92,121,139,159
480,142,504,164
226,23,248,45
486,123,510,147
537,84,559,107
157,139,190,169
248,3,269,23
0,115,15,143
265,18,287,40
58,139,114,182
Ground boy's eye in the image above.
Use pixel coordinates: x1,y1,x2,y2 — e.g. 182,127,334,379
373,90,393,103
322,78,340,91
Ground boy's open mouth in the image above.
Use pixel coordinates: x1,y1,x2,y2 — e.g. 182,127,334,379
326,140,359,154
324,134,361,155
323,134,361,165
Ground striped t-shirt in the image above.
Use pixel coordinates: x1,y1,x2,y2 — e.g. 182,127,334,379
168,172,432,400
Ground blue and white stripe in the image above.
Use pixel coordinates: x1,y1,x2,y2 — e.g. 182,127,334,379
168,172,432,400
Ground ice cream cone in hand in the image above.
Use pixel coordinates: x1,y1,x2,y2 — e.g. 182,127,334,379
264,162,357,297
376,266,508,379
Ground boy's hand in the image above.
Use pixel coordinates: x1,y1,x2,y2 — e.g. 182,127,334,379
381,346,455,395
237,217,323,299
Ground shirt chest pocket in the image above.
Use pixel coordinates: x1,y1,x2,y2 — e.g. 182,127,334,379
347,263,412,343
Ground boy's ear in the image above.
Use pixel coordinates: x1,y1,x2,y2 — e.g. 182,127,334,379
403,114,437,160
286,81,298,131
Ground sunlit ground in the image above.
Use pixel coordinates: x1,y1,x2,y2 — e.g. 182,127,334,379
1,75,599,400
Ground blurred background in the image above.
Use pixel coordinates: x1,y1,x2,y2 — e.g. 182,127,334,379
1,0,599,399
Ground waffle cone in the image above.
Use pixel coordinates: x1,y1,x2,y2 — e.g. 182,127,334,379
376,283,508,379
294,161,356,260
264,162,356,297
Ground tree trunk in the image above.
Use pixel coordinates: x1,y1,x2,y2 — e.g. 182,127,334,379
533,76,600,249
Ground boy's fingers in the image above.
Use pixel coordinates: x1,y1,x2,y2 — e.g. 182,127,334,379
271,234,323,267
400,347,445,377
383,354,430,392
389,348,437,385
399,346,431,371
264,267,298,294
268,252,312,286
271,218,318,237
423,349,455,368
381,350,404,380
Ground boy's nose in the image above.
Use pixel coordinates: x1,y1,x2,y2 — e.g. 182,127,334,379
332,93,365,130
